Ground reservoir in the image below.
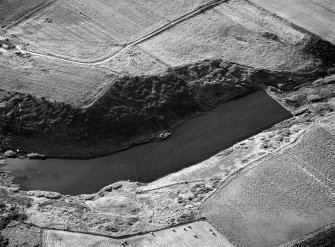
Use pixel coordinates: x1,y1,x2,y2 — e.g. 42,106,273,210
4,91,292,195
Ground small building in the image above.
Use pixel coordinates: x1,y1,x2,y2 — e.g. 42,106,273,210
0,39,15,49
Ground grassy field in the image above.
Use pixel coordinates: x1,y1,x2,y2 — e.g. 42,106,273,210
248,0,335,45
202,122,335,247
0,55,116,106
44,221,233,247
8,2,122,61
139,0,317,70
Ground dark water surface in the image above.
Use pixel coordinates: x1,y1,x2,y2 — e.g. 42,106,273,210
5,91,292,195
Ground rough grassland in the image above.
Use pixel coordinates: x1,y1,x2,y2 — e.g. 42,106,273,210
44,221,233,247
139,0,318,70
202,124,335,247
249,0,335,45
8,2,122,61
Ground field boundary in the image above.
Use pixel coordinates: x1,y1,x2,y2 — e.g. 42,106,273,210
23,218,209,242
17,0,229,65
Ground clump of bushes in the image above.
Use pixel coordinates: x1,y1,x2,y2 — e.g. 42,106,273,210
303,36,335,64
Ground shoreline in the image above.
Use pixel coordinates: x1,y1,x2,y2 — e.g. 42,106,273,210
3,89,257,160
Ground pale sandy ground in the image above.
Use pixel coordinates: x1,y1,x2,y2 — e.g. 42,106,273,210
248,0,335,45
43,221,233,247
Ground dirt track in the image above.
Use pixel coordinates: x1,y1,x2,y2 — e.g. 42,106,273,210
16,0,228,65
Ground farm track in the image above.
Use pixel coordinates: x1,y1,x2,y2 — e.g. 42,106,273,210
18,0,228,66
